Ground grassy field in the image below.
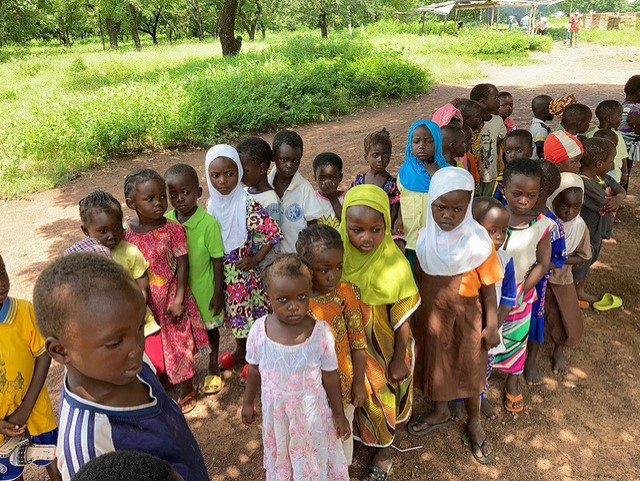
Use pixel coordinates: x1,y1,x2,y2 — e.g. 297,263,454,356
0,24,551,197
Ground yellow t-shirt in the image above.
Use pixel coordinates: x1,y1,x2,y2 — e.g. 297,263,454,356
398,178,428,251
0,298,57,442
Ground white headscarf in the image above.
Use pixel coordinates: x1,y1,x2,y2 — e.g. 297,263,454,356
547,172,586,254
416,167,493,276
205,144,248,254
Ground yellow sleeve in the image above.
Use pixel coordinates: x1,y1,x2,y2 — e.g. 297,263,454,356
23,301,46,357
127,243,150,279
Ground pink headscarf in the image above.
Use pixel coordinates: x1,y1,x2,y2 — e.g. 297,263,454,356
432,103,464,127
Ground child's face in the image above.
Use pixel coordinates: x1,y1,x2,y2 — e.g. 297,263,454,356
431,190,470,232
504,137,533,163
315,164,343,198
608,106,623,129
595,151,615,176
502,174,541,216
557,154,582,174
575,112,593,134
274,143,302,180
82,208,124,251
552,188,583,223
51,287,146,388
345,205,386,253
0,256,9,306
365,143,392,174
465,110,484,132
498,95,514,120
479,208,510,249
208,156,239,195
127,179,167,221
239,153,266,189
483,87,501,115
411,125,435,163
166,173,202,218
267,274,311,326
307,246,343,295
443,131,466,159
628,113,640,134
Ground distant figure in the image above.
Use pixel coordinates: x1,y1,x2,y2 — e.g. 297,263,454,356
521,14,530,32
569,11,581,47
537,16,548,35
508,16,518,30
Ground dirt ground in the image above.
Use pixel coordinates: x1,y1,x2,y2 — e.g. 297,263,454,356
9,42,640,480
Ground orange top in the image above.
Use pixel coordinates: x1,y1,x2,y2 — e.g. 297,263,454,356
310,282,369,406
458,246,503,298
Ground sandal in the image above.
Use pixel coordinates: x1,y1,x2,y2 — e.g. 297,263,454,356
504,390,524,413
202,374,222,395
463,432,495,464
240,364,249,387
363,464,390,481
578,300,590,309
177,390,197,414
593,293,623,312
218,351,237,370
407,414,452,436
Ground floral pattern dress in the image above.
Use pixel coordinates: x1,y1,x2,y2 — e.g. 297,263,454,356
124,220,210,385
224,197,282,338
350,172,401,205
246,316,349,481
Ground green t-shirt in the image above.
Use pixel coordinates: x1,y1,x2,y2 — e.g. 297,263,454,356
166,205,224,323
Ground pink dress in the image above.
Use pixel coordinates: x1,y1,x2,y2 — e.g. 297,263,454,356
124,220,210,384
246,316,349,481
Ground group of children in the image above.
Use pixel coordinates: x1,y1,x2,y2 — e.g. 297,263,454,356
2,74,638,481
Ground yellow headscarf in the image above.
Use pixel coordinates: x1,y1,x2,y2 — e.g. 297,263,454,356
339,185,418,306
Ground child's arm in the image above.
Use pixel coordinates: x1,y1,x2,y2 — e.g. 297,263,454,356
480,284,500,350
241,364,260,425
390,202,400,229
209,257,225,315
522,232,552,295
497,304,511,328
351,350,367,408
604,182,626,213
4,353,51,431
389,320,411,383
134,271,150,303
236,243,274,272
321,370,350,440
168,254,189,319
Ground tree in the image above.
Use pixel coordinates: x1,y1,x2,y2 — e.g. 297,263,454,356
138,3,163,43
0,0,42,45
218,0,242,54
128,3,142,50
237,0,264,40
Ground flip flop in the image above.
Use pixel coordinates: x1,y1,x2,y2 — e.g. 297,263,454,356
462,432,495,465
202,374,222,395
240,364,249,387
407,415,452,436
593,293,623,311
177,390,197,414
218,351,236,370
363,464,391,481
504,390,524,413
578,300,590,309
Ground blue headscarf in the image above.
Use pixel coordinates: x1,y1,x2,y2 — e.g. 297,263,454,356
398,119,451,193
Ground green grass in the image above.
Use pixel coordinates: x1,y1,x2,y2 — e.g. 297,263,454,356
0,24,551,197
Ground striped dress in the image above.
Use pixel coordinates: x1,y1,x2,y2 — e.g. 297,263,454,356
493,214,554,375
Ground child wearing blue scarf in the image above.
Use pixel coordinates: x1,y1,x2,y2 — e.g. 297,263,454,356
398,120,452,270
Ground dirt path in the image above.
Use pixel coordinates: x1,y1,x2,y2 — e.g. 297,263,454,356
12,42,640,480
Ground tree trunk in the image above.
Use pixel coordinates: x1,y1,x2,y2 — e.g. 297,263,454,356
260,21,265,40
318,13,328,38
128,4,142,51
98,14,106,50
219,0,242,55
105,17,119,49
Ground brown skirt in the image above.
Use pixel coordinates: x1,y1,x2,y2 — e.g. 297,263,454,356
414,270,487,401
544,283,583,347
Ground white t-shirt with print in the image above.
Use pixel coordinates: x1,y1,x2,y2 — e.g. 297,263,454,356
479,114,508,183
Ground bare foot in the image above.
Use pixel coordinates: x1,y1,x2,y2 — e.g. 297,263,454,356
524,359,543,386
552,345,569,375
449,401,464,420
576,289,599,304
481,398,500,420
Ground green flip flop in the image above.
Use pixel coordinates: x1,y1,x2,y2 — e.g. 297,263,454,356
593,293,623,311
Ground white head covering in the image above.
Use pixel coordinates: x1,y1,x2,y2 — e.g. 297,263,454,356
205,144,248,254
547,172,586,254
416,167,493,276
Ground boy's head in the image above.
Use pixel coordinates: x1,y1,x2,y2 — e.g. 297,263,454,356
72,451,184,481
595,100,623,130
472,197,510,249
581,137,616,176
543,131,584,174
164,164,202,218
440,125,466,159
236,137,273,189
624,75,640,102
272,130,303,180
593,128,618,146
470,83,500,117
536,159,561,203
498,91,514,120
313,152,343,198
34,253,146,388
0,255,9,306
561,103,592,134
453,99,484,131
79,189,124,251
501,158,543,215
504,129,533,164
462,125,474,151
531,94,554,121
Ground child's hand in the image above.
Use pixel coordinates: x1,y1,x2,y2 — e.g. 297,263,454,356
482,326,500,350
209,291,224,316
604,194,624,213
351,381,368,408
388,358,409,383
0,419,26,437
333,414,351,440
167,302,185,321
321,181,342,200
237,256,259,272
393,217,404,236
241,403,257,425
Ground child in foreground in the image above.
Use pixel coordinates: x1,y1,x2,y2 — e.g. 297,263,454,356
124,169,210,414
314,152,346,228
494,129,534,205
72,451,183,481
33,254,209,481
296,224,368,464
545,173,590,374
339,185,420,479
544,131,584,174
558,103,592,136
440,124,467,167
242,254,350,481
0,255,62,481
165,164,225,395
411,169,501,465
